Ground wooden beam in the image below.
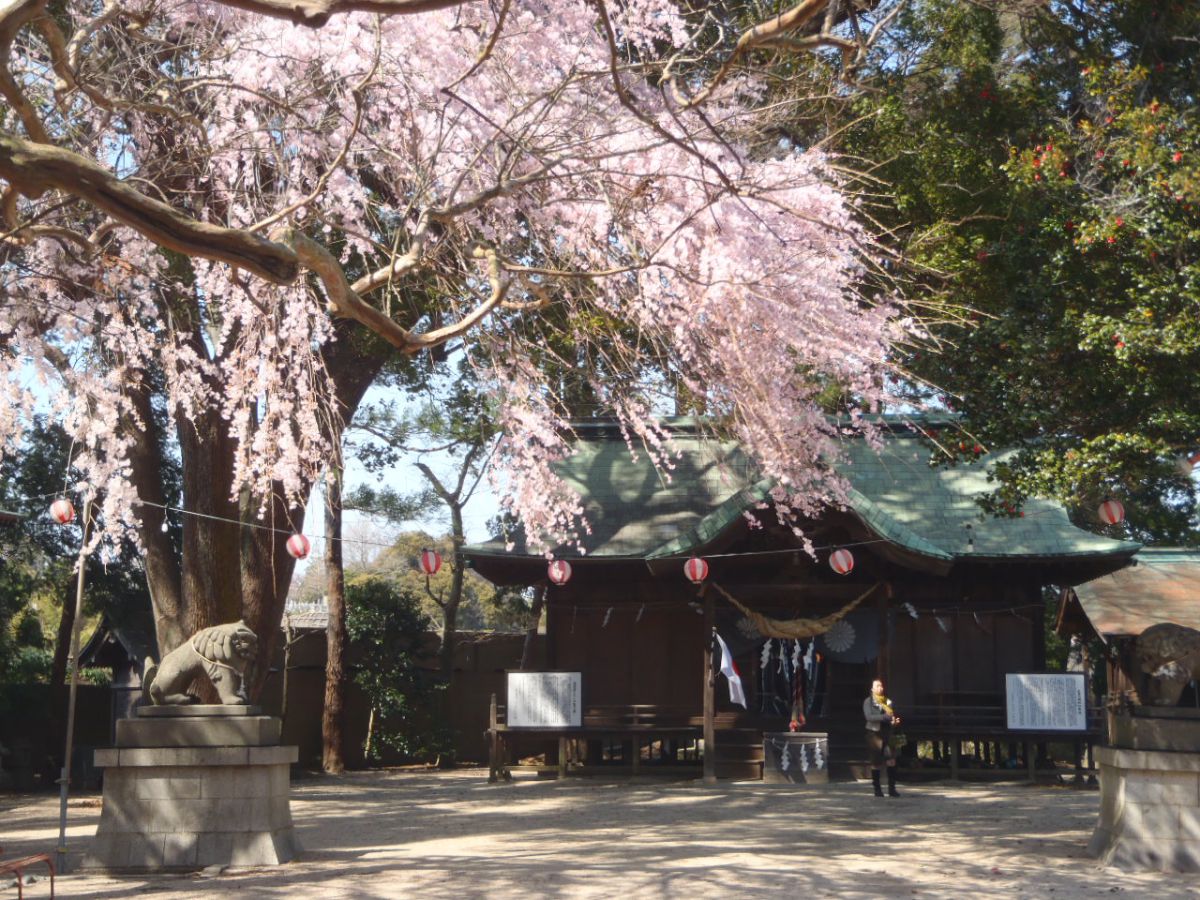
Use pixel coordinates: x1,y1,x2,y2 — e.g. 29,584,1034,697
703,589,716,785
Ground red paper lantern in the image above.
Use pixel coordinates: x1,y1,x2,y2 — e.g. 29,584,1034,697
418,548,442,576
49,498,75,524
547,559,572,586
286,533,311,560
829,548,855,575
683,556,709,584
1098,499,1125,526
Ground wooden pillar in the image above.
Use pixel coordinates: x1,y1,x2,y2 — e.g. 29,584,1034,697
876,583,892,680
1025,741,1035,782
950,739,960,780
558,736,567,778
703,589,716,785
488,693,499,784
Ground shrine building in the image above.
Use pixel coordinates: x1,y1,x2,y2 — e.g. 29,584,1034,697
463,417,1138,780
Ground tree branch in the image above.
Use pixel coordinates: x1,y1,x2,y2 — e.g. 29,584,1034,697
0,132,300,282
0,0,50,141
211,0,474,28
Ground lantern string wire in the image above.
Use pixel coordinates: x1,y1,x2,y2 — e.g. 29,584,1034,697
0,488,1131,559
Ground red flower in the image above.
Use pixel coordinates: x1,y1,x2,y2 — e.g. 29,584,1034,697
1173,151,1183,163
1107,235,1116,244
1115,216,1124,227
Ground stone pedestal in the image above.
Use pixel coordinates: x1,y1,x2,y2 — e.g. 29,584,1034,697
762,732,829,784
84,705,299,870
1089,709,1200,872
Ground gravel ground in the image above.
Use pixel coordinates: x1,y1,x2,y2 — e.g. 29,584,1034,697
3,769,1199,899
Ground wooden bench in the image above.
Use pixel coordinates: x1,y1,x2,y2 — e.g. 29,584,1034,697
487,700,704,781
0,846,55,899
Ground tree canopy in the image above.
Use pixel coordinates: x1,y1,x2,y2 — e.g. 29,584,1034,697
0,1,908,665
836,0,1200,542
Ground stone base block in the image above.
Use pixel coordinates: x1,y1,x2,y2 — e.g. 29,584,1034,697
116,716,281,748
85,734,299,871
138,704,262,718
1090,744,1200,873
1109,713,1200,753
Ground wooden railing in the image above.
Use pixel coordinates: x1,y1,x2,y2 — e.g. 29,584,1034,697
898,703,1105,739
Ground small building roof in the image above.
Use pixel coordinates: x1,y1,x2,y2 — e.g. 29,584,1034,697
465,419,1138,567
1067,548,1200,638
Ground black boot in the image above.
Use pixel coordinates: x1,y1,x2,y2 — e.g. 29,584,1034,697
887,766,900,797
872,770,884,797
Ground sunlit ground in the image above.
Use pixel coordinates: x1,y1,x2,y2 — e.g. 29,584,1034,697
3,769,1199,898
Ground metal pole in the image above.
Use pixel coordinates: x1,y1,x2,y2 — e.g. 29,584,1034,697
56,499,91,874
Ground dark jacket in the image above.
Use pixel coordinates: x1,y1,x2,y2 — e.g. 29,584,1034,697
864,695,893,732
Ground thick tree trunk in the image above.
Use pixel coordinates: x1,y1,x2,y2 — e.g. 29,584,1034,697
126,381,184,658
438,504,467,680
50,587,74,686
322,466,347,774
177,409,244,637
240,492,304,700
519,586,546,670
439,590,459,681
122,318,389,694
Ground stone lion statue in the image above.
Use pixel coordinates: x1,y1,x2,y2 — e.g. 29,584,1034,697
1133,622,1200,707
142,621,258,705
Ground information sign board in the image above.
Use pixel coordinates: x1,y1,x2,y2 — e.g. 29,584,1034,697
506,672,582,729
1005,673,1088,732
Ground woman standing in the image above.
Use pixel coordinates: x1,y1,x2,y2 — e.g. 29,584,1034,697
864,678,901,797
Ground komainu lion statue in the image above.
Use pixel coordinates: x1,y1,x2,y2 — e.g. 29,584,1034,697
1133,622,1200,707
142,621,258,705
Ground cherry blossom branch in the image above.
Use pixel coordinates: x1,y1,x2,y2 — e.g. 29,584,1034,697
665,0,891,108
0,0,49,141
277,227,508,353
0,132,300,282
445,0,510,89
248,22,382,234
210,0,474,27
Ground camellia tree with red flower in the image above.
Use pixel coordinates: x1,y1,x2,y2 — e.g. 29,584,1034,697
0,0,910,690
838,0,1200,542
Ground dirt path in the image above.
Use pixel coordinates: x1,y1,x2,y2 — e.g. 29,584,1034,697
3,770,1198,899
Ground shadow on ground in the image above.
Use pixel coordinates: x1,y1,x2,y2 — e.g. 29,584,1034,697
3,770,1198,898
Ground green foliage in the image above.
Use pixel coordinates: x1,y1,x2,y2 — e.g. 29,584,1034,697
0,416,159,686
346,576,449,762
839,0,1200,542
358,531,528,632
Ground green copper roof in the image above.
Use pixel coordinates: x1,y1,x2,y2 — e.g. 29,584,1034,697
464,422,1139,563
835,439,1136,561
